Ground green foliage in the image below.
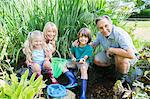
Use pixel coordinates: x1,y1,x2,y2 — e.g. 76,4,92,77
0,69,46,99
130,0,150,18
117,21,142,51
103,0,139,24
0,0,103,61
138,9,150,18
135,41,150,71
0,0,143,65
132,80,149,99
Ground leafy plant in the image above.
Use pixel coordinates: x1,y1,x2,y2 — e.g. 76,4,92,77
132,80,149,99
0,69,46,99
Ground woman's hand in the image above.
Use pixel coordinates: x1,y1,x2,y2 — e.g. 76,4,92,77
26,59,33,67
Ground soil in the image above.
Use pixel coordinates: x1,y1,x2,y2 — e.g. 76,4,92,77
56,64,116,99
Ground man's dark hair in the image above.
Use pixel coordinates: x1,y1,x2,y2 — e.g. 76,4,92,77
95,15,112,25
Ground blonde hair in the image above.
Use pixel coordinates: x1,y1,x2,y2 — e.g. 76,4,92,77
43,22,58,42
23,30,49,61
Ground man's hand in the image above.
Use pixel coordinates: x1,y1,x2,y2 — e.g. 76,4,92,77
72,40,79,47
106,48,114,58
107,48,135,59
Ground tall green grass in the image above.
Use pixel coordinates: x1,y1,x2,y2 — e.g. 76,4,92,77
0,0,104,66
0,0,140,68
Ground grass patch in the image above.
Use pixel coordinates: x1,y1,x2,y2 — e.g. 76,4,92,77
122,21,150,28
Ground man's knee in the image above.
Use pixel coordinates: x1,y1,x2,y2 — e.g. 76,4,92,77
115,56,130,65
117,60,129,66
115,55,131,73
94,59,99,65
94,59,110,67
116,59,130,73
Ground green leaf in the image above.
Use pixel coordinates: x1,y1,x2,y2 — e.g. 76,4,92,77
3,83,13,96
12,84,24,99
10,73,18,86
20,69,29,85
29,72,36,85
23,86,35,99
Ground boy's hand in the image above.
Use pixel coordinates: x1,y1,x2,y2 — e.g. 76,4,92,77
72,57,76,64
79,58,85,64
72,57,76,62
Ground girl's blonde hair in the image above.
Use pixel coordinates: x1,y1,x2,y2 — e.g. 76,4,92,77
23,30,49,61
77,28,92,44
43,22,58,42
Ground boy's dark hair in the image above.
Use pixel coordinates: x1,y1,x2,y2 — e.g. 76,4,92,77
77,28,92,44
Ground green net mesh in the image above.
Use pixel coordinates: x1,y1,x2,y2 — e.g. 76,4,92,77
51,57,68,78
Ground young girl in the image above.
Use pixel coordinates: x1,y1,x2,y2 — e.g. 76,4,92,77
43,22,78,88
23,30,58,84
64,28,93,99
43,22,57,54
43,22,63,78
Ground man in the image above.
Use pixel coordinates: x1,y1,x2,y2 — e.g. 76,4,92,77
92,15,138,82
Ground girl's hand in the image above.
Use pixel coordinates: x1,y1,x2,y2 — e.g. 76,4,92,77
44,59,51,69
49,40,55,45
79,58,85,64
45,57,50,61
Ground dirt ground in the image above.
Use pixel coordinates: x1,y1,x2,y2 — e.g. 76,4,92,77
56,65,116,99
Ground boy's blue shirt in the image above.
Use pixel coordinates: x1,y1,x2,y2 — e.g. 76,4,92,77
71,44,93,64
